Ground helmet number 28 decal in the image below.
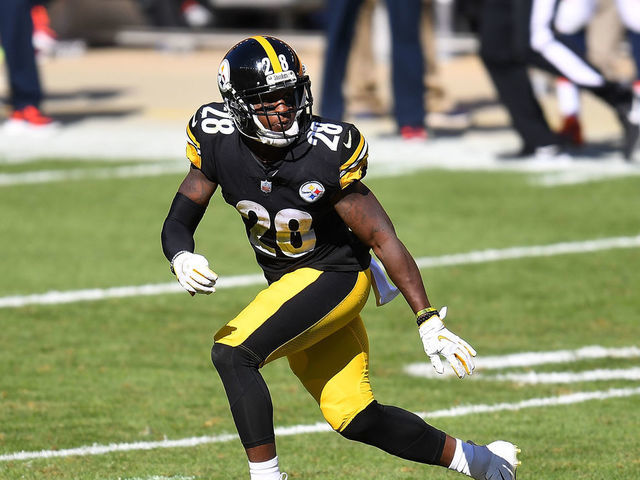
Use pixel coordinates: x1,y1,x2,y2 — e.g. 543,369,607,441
261,55,289,74
307,121,343,151
236,200,316,258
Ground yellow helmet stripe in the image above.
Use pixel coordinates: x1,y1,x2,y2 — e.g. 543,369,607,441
251,35,283,73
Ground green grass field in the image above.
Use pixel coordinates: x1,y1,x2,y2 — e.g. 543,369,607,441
1,159,639,480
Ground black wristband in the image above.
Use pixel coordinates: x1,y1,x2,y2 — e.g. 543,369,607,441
416,307,439,327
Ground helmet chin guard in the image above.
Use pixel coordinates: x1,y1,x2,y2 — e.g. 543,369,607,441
217,36,313,147
251,114,301,147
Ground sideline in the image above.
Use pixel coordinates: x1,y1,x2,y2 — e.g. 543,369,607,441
2,138,639,187
1,234,639,309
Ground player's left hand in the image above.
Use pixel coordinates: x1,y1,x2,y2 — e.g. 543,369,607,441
418,306,477,378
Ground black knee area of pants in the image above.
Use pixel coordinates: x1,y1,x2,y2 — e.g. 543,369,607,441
210,343,275,448
340,401,446,465
211,341,261,372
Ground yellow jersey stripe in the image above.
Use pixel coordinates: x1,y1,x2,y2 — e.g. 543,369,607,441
186,143,201,169
340,134,366,173
186,123,200,149
341,140,367,176
339,155,368,189
251,35,283,73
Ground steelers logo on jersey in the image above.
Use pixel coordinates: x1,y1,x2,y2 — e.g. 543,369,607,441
299,181,325,203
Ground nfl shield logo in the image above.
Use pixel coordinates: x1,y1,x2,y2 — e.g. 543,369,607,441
260,180,272,193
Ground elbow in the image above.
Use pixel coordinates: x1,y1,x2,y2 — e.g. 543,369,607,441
529,28,553,54
368,230,398,258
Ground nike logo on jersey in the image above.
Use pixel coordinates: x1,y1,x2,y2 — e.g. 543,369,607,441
343,130,352,148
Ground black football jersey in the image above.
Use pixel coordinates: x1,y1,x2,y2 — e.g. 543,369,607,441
185,102,371,283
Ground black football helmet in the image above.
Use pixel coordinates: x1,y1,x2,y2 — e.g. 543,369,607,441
217,35,313,147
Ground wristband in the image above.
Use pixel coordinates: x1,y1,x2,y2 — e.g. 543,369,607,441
416,307,439,327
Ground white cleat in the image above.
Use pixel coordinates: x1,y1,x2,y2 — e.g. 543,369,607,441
280,473,288,480
484,441,520,480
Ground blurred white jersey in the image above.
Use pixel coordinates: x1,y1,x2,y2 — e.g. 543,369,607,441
530,0,605,86
554,0,640,33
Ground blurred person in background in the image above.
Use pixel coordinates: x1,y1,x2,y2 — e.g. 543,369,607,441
342,0,386,119
162,35,520,480
479,0,639,162
553,0,640,146
343,0,470,130
1,0,57,133
320,0,429,140
31,2,57,57
136,0,213,28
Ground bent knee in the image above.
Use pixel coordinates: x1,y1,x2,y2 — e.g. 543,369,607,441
211,342,259,373
321,396,374,432
210,342,230,369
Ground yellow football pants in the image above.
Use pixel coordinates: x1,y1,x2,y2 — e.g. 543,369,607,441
214,267,375,432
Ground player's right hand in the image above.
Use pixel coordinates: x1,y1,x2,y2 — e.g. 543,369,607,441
171,251,218,295
418,306,476,378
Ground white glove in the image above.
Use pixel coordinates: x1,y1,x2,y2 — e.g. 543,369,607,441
418,306,477,378
171,251,218,295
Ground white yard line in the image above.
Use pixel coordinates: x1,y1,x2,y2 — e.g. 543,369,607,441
0,274,265,308
416,386,640,418
414,234,640,269
1,234,638,309
405,345,640,378
0,162,186,186
533,165,640,186
491,367,640,384
117,477,195,480
1,386,639,462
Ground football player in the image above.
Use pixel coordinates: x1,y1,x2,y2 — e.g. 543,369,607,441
161,36,519,480
552,0,640,146
529,0,640,159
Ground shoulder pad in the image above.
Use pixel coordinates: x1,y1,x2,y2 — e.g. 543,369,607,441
339,125,368,189
185,110,203,169
185,103,235,169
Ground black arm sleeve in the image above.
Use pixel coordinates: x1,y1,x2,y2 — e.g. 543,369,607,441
161,192,207,261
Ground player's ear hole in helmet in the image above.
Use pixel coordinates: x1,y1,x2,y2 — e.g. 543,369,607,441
217,35,314,147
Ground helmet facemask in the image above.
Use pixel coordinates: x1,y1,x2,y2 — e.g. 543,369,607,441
249,82,312,146
225,79,312,147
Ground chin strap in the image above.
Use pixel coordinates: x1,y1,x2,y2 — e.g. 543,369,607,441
252,115,300,147
258,134,296,147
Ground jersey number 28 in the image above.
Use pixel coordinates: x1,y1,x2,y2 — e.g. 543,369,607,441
236,200,316,258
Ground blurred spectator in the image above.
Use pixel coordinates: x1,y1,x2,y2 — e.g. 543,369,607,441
136,0,213,28
553,0,640,146
320,0,428,140
343,0,386,118
1,0,57,134
181,0,213,28
343,0,469,130
31,3,58,57
479,0,639,161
